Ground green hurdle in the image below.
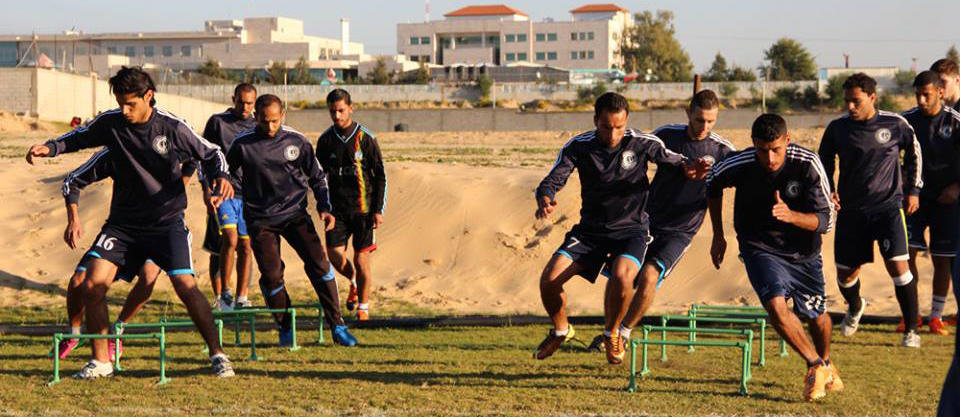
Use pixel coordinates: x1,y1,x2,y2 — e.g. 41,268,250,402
49,332,167,386
660,315,769,366
627,326,753,395
687,306,788,357
285,303,326,344
213,308,301,361
114,319,224,359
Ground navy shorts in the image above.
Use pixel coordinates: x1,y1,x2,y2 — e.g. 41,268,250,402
644,230,695,286
326,212,377,252
834,208,909,269
75,255,155,283
741,249,826,320
87,218,195,277
202,212,221,254
555,228,650,283
907,200,959,257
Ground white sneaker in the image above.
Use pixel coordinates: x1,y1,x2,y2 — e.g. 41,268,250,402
73,360,114,379
211,354,235,377
217,297,233,312
235,298,252,308
901,330,921,348
841,298,866,337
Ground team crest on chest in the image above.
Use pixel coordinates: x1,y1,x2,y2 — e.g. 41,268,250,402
875,128,892,144
354,150,363,161
785,181,801,199
284,145,300,161
940,124,954,139
152,135,169,155
621,150,638,170
701,155,716,167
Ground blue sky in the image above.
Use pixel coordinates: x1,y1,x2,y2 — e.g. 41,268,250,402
3,1,958,73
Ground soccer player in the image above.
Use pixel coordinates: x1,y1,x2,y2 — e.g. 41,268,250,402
57,149,164,360
902,71,960,335
533,92,706,364
708,113,841,401
200,83,258,310
315,88,387,320
614,90,735,342
931,59,960,112
25,66,235,379
818,73,924,347
226,94,357,347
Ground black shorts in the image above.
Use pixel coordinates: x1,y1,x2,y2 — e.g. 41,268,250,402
87,218,195,276
75,255,154,283
202,212,221,254
834,208,909,269
325,212,377,252
554,228,651,283
644,230,695,286
741,249,826,320
907,200,959,257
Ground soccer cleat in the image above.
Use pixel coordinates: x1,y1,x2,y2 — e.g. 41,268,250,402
604,330,626,365
357,310,369,321
52,338,80,360
332,325,358,347
587,334,605,352
217,296,234,312
825,363,844,392
901,330,921,348
346,284,359,311
895,316,923,333
279,328,294,347
929,317,951,335
73,360,114,379
211,355,235,378
534,325,576,360
840,298,866,337
803,363,829,401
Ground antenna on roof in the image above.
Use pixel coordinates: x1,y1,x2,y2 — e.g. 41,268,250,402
425,0,430,22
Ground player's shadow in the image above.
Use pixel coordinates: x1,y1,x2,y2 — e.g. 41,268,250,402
0,270,67,298
638,375,798,403
261,368,586,388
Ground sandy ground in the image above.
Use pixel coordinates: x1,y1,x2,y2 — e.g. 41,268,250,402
0,119,955,318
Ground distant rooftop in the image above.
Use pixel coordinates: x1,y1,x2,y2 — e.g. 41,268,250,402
444,5,528,17
570,4,628,13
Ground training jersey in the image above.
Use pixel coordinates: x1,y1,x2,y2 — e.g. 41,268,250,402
901,106,960,201
189,108,257,192
706,144,835,262
645,124,736,234
227,125,332,228
315,122,387,215
817,111,922,214
62,148,113,205
45,108,228,226
536,128,688,239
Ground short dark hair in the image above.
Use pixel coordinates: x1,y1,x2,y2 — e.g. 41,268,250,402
842,73,877,95
751,113,787,143
594,92,629,118
914,70,944,89
255,94,284,113
931,58,959,76
234,82,257,97
109,66,156,106
326,88,352,106
690,89,720,111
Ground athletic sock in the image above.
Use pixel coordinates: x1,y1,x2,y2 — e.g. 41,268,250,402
932,295,948,319
838,277,862,313
358,303,369,311
618,324,632,339
70,326,82,336
893,272,919,332
602,330,612,338
554,327,569,336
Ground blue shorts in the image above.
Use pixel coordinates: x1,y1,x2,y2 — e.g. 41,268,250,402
76,255,155,283
907,200,959,257
741,249,826,320
217,198,248,238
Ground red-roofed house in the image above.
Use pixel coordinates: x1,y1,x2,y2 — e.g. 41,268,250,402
397,4,633,70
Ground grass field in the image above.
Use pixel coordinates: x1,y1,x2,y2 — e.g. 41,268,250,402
0,302,953,416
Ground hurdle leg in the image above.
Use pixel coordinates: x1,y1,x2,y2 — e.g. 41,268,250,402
249,314,259,361
758,319,767,367
739,342,749,395
627,340,638,392
289,309,301,351
158,332,170,384
49,334,61,386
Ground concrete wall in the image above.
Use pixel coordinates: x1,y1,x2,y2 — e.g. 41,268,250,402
156,80,818,105
285,108,843,133
0,68,226,131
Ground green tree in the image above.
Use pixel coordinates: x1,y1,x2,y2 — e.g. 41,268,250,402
824,73,851,108
704,53,729,82
728,66,757,82
290,56,318,84
411,62,432,84
477,75,493,100
893,69,917,95
763,38,817,81
948,45,960,63
198,58,227,80
266,61,288,85
367,57,392,85
619,10,693,82
719,82,739,98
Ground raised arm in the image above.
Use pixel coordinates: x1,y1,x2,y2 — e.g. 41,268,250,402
27,112,113,164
